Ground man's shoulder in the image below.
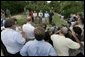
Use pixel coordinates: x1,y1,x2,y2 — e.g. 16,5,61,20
13,30,20,35
44,41,53,47
22,23,29,28
51,34,59,38
1,29,6,34
30,25,35,29
65,38,73,42
23,23,27,26
25,40,34,46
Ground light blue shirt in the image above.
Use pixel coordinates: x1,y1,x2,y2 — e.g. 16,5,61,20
1,28,26,54
20,39,57,56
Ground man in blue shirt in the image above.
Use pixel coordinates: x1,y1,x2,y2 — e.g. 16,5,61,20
1,19,26,56
20,26,57,56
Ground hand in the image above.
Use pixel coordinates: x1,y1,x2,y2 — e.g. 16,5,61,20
21,31,27,39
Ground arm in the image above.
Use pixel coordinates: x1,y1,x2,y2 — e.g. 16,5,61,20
20,43,28,56
66,38,80,49
70,28,81,44
22,25,27,39
15,32,26,45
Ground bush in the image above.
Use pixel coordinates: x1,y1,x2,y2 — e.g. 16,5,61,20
1,1,26,15
17,18,26,26
1,1,84,18
61,1,84,18
25,2,51,12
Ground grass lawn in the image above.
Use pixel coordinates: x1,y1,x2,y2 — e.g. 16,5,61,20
16,13,68,27
16,15,27,26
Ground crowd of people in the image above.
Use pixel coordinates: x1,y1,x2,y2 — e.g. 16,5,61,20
24,10,54,24
1,9,84,56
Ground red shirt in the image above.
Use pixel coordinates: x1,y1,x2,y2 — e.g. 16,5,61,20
29,11,33,17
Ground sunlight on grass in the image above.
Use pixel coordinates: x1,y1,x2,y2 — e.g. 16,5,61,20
17,15,26,26
53,13,68,27
16,13,68,27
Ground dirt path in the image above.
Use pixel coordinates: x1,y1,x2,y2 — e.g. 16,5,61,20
11,14,24,19
6,13,25,19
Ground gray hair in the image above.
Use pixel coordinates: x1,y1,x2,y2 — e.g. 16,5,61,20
61,27,68,34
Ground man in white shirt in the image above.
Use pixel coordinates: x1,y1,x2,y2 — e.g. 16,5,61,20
33,11,37,18
22,16,35,41
38,10,43,23
20,27,57,56
1,19,26,56
38,10,43,18
51,27,80,56
44,11,49,24
33,11,37,23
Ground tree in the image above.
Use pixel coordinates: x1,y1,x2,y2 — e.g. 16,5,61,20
1,1,26,15
1,1,84,17
61,1,84,18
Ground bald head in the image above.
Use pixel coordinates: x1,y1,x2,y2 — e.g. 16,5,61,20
61,27,68,34
26,16,32,22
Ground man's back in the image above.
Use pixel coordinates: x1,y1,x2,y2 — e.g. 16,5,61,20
20,39,57,56
1,28,25,54
51,34,80,56
22,23,35,40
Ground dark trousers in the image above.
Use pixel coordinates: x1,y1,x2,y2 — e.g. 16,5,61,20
1,40,8,56
1,40,21,56
32,17,34,22
49,17,52,24
6,52,21,56
76,53,84,56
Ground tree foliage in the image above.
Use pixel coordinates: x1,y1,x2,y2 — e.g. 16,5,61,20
1,1,26,15
1,1,84,18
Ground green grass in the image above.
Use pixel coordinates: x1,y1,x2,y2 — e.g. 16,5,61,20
17,13,68,27
17,15,26,26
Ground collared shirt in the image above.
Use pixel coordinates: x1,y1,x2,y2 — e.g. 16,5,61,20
44,13,49,18
38,12,43,17
1,28,26,54
20,39,57,56
33,13,37,17
22,23,35,40
51,34,80,56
